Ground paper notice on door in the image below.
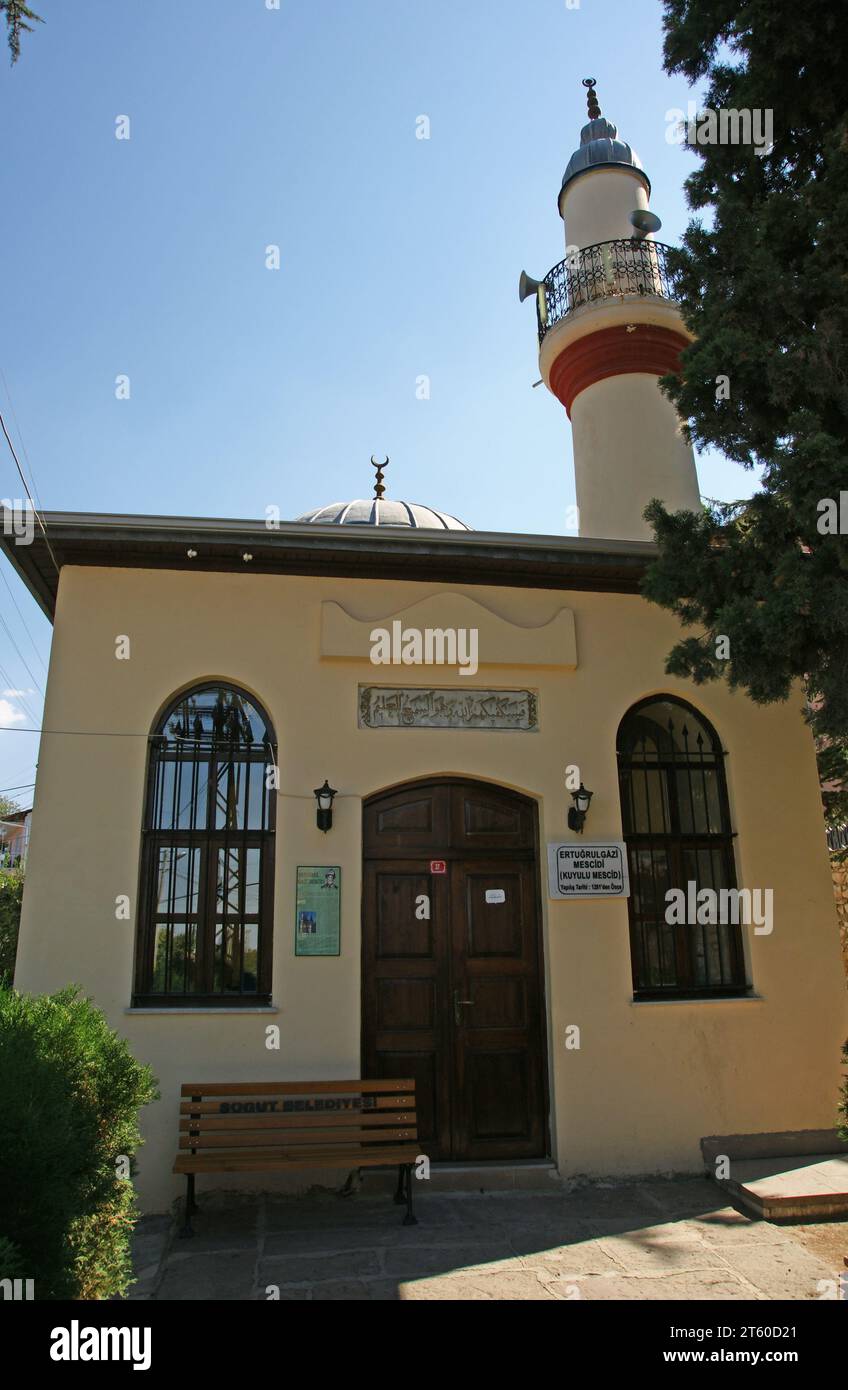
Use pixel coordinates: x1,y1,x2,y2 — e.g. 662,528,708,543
485,889,506,904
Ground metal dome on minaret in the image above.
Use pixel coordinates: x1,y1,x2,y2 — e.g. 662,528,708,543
560,78,649,200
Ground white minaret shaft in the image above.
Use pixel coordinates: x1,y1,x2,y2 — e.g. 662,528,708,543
535,79,701,542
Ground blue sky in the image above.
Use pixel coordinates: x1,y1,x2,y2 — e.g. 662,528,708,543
0,0,756,805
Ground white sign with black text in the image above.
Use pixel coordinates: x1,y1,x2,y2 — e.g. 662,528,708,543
547,842,630,899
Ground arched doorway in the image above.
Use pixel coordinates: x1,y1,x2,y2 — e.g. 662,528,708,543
362,777,549,1162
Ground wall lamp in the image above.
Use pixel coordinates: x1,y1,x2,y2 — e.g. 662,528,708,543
568,783,594,834
314,780,338,833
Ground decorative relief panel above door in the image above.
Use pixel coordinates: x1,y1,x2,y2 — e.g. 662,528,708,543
320,593,577,670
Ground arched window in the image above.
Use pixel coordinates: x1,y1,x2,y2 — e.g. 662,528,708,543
617,696,746,999
133,683,276,1007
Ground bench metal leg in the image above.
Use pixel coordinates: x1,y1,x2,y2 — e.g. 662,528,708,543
178,1173,196,1238
402,1163,417,1226
394,1164,406,1205
338,1168,360,1198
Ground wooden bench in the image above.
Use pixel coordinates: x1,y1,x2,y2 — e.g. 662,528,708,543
174,1078,421,1235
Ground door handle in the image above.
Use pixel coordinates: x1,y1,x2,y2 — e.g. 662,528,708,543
453,988,474,1026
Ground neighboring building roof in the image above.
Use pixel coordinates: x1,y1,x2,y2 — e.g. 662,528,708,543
0,509,657,620
296,499,470,530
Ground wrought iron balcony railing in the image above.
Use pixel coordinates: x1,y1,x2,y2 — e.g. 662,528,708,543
535,238,676,342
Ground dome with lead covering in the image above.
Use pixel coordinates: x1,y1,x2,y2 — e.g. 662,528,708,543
561,80,648,194
296,499,470,530
562,118,646,191
295,458,471,530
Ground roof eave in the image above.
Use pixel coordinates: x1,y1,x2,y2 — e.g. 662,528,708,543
0,510,656,622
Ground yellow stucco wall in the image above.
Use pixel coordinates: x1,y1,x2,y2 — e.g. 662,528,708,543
14,564,847,1211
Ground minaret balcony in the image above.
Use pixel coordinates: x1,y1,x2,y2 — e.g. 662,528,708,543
535,239,675,343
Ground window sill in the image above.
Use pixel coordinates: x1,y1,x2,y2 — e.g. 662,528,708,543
630,994,763,1007
125,1006,280,1015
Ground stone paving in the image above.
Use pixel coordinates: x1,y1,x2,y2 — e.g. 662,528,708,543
127,1177,848,1301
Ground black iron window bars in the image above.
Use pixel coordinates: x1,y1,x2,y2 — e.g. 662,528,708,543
134,684,277,1007
617,697,746,999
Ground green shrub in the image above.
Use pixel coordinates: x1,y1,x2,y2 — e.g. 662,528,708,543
0,1234,25,1281
0,985,158,1299
0,867,24,985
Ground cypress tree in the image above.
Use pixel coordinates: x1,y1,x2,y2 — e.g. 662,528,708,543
643,0,848,826
2,2,43,64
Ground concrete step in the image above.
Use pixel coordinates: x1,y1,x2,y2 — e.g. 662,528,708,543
701,1132,848,1222
717,1155,848,1222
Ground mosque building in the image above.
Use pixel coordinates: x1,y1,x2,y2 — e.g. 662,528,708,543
4,82,843,1212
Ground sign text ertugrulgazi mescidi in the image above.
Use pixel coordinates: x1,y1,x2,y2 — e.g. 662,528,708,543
547,842,630,899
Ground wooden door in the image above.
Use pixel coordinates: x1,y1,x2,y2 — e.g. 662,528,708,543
362,779,548,1161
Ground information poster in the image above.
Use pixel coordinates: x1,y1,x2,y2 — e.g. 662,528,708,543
294,866,341,955
547,843,630,899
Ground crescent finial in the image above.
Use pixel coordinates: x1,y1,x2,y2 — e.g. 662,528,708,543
582,77,601,120
370,455,389,500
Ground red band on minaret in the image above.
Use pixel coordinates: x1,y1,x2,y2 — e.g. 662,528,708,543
548,324,689,417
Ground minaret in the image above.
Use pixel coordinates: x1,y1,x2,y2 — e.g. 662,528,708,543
523,79,701,542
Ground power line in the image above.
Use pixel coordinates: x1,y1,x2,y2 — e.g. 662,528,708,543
0,407,61,578
0,399,50,704
0,369,49,516
0,666,41,730
0,778,35,800
0,608,46,698
0,726,146,738
0,727,285,746
0,560,49,679
0,761,36,786
0,782,35,794
0,652,42,727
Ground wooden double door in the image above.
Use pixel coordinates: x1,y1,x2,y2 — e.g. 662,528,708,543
362,778,549,1161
